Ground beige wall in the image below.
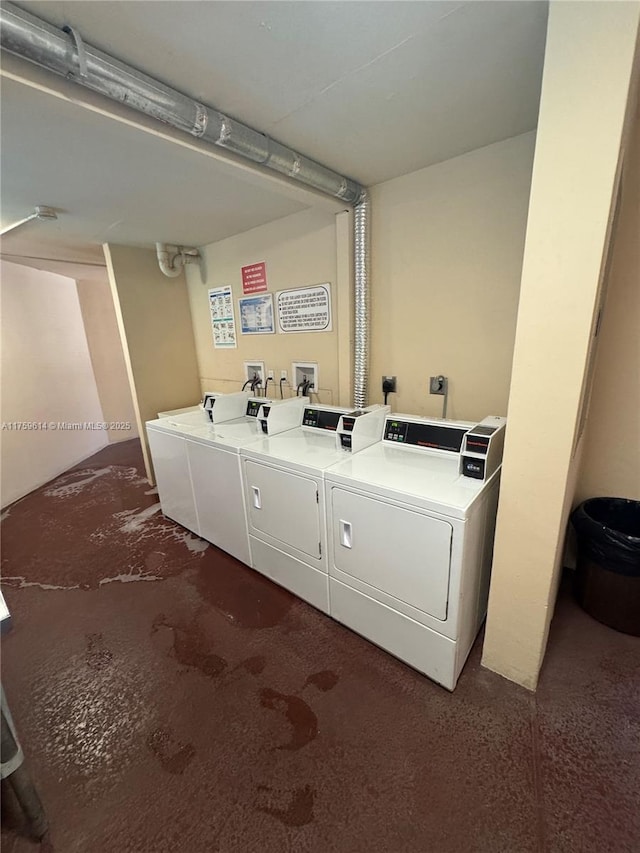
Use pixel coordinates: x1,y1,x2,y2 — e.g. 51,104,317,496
104,244,201,480
370,132,536,420
575,101,640,504
186,208,346,405
0,261,106,507
482,1,640,690
76,275,139,443
187,134,536,420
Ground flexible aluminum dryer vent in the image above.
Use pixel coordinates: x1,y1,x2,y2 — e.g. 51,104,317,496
0,1,371,405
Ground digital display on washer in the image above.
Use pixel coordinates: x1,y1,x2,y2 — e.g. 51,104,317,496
384,419,467,452
246,400,261,417
302,408,341,431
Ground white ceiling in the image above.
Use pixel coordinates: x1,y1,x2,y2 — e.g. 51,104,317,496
1,0,548,267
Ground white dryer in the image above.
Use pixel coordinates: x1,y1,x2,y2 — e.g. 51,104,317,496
325,414,506,690
240,404,389,613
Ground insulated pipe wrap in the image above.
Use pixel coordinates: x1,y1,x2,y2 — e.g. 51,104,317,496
0,2,365,204
353,191,370,408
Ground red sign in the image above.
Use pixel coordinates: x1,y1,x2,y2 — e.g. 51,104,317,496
242,262,268,294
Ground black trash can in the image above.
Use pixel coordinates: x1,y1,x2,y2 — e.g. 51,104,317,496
571,497,640,636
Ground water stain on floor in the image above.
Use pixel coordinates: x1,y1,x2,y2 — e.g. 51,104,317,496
255,783,315,827
152,614,227,679
85,633,114,671
0,442,208,591
192,552,294,630
237,655,267,676
259,688,318,752
146,727,196,775
304,670,339,692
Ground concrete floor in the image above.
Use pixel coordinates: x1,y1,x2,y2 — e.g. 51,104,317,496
1,438,638,852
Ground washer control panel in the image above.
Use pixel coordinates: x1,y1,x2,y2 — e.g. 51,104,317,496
302,407,343,431
383,418,468,453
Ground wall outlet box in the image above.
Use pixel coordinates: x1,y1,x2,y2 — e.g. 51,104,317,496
430,375,447,395
292,361,318,392
244,361,265,386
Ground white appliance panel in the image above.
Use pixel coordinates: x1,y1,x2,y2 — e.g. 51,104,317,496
187,440,251,565
330,487,452,621
244,460,321,560
250,537,330,613
147,428,198,534
329,578,457,690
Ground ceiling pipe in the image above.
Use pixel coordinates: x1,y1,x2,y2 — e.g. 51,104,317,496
0,1,370,405
0,205,58,237
155,243,202,279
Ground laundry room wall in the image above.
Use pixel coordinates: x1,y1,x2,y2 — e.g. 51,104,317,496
76,274,139,443
186,132,535,421
575,97,640,504
369,131,536,421
0,260,107,507
186,208,345,405
104,244,201,480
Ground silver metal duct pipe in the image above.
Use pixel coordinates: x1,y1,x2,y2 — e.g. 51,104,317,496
353,191,370,408
0,1,370,404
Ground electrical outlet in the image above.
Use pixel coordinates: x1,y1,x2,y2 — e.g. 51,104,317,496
382,375,397,394
280,370,288,381
267,369,274,380
244,361,265,389
292,361,318,393
430,375,447,395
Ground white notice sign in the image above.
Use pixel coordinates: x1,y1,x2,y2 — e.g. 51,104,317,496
277,284,332,334
208,286,237,348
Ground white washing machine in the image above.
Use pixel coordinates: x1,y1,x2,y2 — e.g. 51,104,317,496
240,404,389,613
184,395,308,565
147,395,309,565
146,391,251,535
146,414,211,535
325,413,506,690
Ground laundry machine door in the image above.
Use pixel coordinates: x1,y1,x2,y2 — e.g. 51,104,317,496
187,441,250,565
244,460,321,560
147,428,198,534
330,488,452,621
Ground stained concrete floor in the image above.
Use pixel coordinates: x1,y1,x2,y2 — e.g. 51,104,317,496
1,438,638,853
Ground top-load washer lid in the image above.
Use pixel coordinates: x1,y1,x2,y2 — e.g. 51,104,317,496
242,428,350,475
145,410,211,437
186,416,266,451
324,442,496,520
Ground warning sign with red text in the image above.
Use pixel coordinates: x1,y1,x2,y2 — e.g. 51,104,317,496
241,262,268,294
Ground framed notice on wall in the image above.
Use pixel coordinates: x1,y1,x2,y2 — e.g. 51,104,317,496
208,286,237,348
239,293,275,335
276,284,332,333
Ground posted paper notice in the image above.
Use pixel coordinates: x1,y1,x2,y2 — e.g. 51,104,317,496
209,286,237,348
277,284,332,333
239,293,275,335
